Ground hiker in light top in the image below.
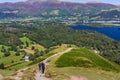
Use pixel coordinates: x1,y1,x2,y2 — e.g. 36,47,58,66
38,62,41,71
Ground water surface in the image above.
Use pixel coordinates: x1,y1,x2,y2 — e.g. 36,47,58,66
70,25,120,41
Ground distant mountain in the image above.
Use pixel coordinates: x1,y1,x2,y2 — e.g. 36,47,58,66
91,10,120,19
0,0,117,19
27,0,61,4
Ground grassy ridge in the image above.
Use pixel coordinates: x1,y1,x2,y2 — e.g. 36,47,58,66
29,44,68,65
55,48,120,71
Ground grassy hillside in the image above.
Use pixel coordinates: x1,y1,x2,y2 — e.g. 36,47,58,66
12,44,69,80
0,45,10,56
20,36,33,47
0,36,46,76
27,26,120,65
43,48,120,80
19,36,45,54
55,48,120,71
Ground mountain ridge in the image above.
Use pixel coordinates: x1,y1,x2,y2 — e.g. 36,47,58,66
0,1,117,19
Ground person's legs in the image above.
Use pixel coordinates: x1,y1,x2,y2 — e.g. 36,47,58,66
42,67,45,74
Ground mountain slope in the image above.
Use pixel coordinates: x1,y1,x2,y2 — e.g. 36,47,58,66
55,48,120,71
45,48,120,80
0,1,117,18
91,10,120,18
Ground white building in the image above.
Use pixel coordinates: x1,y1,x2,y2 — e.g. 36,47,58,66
93,50,99,54
24,55,29,62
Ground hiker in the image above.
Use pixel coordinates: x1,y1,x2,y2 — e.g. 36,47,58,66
41,62,45,74
38,62,45,74
38,62,41,71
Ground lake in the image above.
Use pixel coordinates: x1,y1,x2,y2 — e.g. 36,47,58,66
70,25,120,41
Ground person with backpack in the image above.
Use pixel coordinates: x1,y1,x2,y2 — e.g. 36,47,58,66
41,62,45,74
38,62,45,74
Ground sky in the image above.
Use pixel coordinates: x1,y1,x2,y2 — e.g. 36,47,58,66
0,0,120,5
0,0,26,3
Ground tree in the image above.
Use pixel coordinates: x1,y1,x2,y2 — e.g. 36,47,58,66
34,49,40,58
19,45,23,49
11,60,14,63
11,45,17,51
0,63,5,69
1,46,7,53
40,51,44,56
26,41,29,47
31,46,35,50
15,52,20,56
4,51,10,57
29,54,35,61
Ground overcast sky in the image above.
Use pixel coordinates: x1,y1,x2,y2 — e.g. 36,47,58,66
0,0,120,5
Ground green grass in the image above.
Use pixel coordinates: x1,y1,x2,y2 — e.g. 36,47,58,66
0,51,30,71
0,45,10,56
0,52,23,65
0,36,45,75
19,36,45,53
55,48,120,71
44,44,68,58
53,67,120,80
20,36,33,47
0,37,46,77
29,44,68,65
7,61,31,71
0,45,10,50
20,44,69,79
0,69,15,76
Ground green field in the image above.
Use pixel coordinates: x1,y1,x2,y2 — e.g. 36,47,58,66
0,36,45,76
0,45,10,56
55,48,120,71
0,45,10,50
0,52,22,65
20,36,34,47
20,36,45,53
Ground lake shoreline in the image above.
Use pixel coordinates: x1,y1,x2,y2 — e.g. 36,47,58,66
70,25,120,41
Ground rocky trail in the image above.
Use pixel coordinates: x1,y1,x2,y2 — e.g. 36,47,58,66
0,74,3,80
34,48,72,80
70,76,88,80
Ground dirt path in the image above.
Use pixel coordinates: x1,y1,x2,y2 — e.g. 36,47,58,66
34,71,50,80
0,74,3,80
70,76,88,80
7,66,33,80
34,48,72,80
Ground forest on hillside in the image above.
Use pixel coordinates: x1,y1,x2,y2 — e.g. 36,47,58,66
0,22,120,65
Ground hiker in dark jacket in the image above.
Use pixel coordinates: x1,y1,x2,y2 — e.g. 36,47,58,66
38,62,45,74
41,62,45,74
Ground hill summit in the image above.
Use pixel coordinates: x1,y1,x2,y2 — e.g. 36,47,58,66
0,0,117,19
56,48,120,71
27,0,61,4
